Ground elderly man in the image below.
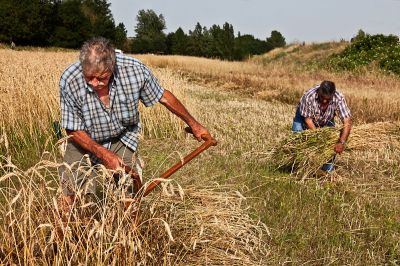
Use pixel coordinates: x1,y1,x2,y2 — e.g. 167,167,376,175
59,37,210,206
292,80,352,171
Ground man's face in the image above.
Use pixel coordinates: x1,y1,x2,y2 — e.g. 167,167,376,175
83,69,113,92
317,92,333,105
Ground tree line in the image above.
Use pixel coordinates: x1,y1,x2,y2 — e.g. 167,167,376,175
132,10,286,60
0,0,127,49
0,1,286,60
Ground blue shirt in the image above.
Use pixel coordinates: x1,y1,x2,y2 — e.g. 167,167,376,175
60,53,164,152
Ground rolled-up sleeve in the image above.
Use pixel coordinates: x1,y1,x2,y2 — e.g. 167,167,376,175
139,66,164,107
336,93,351,121
299,95,312,118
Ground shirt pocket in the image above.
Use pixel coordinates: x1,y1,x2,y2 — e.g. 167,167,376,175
117,97,139,127
81,103,93,132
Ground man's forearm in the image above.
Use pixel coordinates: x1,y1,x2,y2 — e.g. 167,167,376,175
66,130,109,161
339,118,352,143
159,89,210,140
304,117,316,129
159,90,200,127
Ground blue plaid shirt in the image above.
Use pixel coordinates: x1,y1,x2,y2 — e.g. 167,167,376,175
60,53,164,153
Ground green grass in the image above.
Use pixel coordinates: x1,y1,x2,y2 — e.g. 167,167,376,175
246,176,400,264
141,80,400,264
0,124,59,170
139,132,399,265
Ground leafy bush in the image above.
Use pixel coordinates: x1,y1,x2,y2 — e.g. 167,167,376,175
379,46,400,75
328,34,400,74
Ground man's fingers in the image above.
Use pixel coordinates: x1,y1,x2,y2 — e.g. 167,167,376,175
185,126,211,142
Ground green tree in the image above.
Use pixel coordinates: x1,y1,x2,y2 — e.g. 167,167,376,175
206,22,235,60
114,22,128,50
208,24,222,58
0,0,126,49
167,27,188,55
266,30,286,49
82,0,116,40
0,0,56,46
351,29,367,43
234,34,270,60
131,9,167,53
186,22,205,56
202,26,214,57
50,0,91,48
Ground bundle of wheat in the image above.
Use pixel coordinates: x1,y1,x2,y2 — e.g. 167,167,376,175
271,122,400,178
0,159,269,265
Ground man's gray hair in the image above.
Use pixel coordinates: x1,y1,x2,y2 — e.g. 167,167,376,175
80,37,116,74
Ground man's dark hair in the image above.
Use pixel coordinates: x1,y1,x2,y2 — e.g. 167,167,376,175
318,80,336,96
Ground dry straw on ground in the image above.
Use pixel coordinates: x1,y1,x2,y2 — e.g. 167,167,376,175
271,122,400,179
0,159,269,265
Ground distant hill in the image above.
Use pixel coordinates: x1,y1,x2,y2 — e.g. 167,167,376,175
250,41,348,66
251,34,400,76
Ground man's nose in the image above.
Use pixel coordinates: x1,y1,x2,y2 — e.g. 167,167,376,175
89,78,99,86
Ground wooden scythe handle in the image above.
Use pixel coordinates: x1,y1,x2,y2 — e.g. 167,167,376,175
142,131,217,197
123,165,143,193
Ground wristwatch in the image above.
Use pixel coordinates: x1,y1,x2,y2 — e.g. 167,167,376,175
338,140,346,145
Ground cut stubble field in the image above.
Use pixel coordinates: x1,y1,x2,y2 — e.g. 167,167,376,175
0,48,399,265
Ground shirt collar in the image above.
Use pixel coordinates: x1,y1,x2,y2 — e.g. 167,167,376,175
84,78,94,93
112,65,120,87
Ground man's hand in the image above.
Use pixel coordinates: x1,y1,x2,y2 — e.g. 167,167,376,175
334,143,345,154
159,90,211,141
98,148,124,169
67,130,124,170
304,117,316,130
189,123,211,141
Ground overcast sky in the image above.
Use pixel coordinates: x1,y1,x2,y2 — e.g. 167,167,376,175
109,0,400,43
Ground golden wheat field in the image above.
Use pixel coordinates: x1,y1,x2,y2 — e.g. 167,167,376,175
0,46,399,265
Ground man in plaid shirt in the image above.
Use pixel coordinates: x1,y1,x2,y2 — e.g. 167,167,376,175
292,81,352,171
59,37,210,206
